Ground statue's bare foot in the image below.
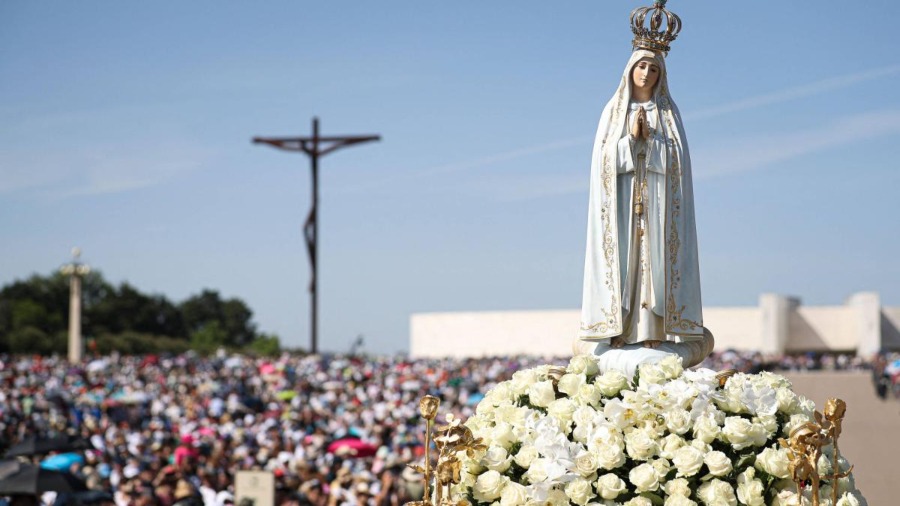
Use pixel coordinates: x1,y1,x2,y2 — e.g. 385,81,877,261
643,340,662,349
610,337,625,349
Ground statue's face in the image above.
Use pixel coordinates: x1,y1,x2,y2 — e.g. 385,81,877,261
631,58,660,94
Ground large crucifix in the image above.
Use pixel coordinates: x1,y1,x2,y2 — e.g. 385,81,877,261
253,117,380,354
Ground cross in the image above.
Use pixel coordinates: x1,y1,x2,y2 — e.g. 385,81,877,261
253,117,380,354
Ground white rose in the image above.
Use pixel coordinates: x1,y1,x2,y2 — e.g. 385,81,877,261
755,414,778,436
836,474,856,496
565,478,596,506
623,497,654,506
736,468,765,506
658,355,684,379
474,401,496,416
558,373,586,396
528,381,557,408
639,363,667,386
660,434,686,460
569,354,600,376
776,388,800,414
596,473,627,500
548,398,577,426
482,446,512,473
771,489,806,506
818,485,835,505
665,496,699,506
574,451,599,477
491,381,516,402
572,405,599,428
510,369,540,396
722,417,757,450
499,481,528,506
524,458,551,483
629,462,660,492
748,422,769,447
651,457,671,478
692,414,721,444
835,492,861,506
596,370,628,397
577,383,603,406
704,451,733,477
690,438,713,455
797,396,815,417
625,428,659,461
494,405,527,427
672,445,705,477
716,389,745,413
514,445,539,469
816,453,834,477
473,470,507,502
545,489,569,506
594,441,626,470
697,479,737,506
664,478,692,497
665,409,693,435
489,422,517,449
755,446,791,479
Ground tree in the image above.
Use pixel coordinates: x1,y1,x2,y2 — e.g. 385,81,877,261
1,270,266,355
180,290,257,347
88,283,185,338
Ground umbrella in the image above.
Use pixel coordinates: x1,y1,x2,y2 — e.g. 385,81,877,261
52,490,114,505
327,438,378,458
4,435,92,458
41,453,84,471
0,460,87,495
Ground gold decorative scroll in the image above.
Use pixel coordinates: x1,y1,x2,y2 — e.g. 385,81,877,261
406,396,486,506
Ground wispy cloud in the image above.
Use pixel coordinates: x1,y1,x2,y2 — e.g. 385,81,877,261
0,143,214,198
411,137,591,179
685,65,900,121
693,109,900,178
386,64,900,189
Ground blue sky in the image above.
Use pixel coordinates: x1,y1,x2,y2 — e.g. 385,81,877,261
2,1,899,353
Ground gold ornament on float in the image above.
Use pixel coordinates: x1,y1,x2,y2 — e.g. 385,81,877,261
779,398,852,506
406,396,486,506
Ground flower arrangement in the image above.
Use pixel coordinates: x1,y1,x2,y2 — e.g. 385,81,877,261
454,355,867,506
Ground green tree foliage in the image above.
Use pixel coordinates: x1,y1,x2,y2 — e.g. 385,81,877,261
0,270,277,355
180,290,256,348
247,333,281,357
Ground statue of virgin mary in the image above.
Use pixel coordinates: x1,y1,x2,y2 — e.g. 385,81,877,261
577,2,713,371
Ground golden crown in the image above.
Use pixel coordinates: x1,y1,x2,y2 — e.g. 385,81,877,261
631,0,682,55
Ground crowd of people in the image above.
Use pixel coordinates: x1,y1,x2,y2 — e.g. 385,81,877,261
872,351,900,400
0,349,886,506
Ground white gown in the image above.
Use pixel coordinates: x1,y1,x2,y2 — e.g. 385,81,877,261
615,100,669,344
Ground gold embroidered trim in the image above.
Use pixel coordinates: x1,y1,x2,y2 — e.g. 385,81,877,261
580,76,627,335
660,87,702,334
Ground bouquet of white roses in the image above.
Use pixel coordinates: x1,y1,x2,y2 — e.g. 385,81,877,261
455,355,866,506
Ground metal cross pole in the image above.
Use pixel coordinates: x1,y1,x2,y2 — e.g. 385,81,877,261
253,117,380,354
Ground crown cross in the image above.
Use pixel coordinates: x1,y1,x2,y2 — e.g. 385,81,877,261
630,1,682,55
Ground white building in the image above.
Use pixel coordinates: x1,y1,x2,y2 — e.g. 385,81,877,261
410,292,900,358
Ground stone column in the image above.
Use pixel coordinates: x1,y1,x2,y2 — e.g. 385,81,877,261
847,292,881,358
68,274,82,364
759,293,797,355
61,248,90,364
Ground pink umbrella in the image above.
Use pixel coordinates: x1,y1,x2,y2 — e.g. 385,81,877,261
326,439,378,458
